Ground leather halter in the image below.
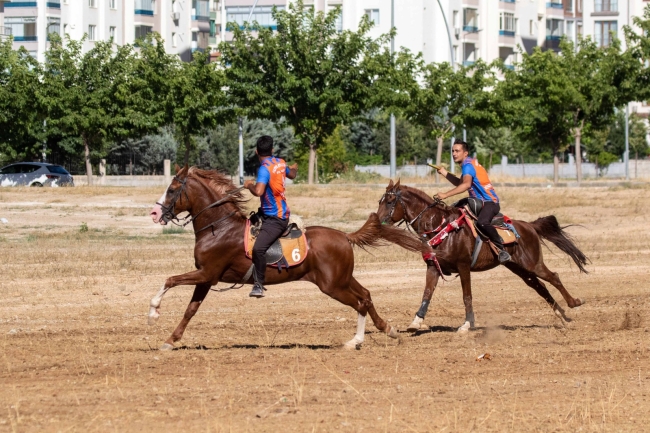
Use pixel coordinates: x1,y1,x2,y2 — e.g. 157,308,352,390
156,174,245,233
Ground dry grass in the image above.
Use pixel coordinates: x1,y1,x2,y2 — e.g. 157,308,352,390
0,183,649,432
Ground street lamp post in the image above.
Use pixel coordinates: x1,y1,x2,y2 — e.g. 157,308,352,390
435,0,457,175
237,0,262,185
389,0,396,179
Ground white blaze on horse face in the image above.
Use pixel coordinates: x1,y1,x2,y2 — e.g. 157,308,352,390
150,191,167,224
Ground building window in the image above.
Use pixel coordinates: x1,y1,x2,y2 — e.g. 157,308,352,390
578,0,583,12
135,0,154,15
328,6,342,33
89,0,97,7
63,23,68,35
547,0,563,9
595,0,617,12
88,25,96,41
225,6,284,30
453,10,459,29
463,8,478,32
529,19,534,35
500,46,515,69
567,0,574,11
192,0,209,20
594,20,617,47
171,32,177,47
546,18,563,40
364,9,379,25
463,42,476,66
500,12,516,36
135,25,152,40
5,17,37,42
566,20,574,42
47,17,60,40
109,26,116,40
109,0,116,9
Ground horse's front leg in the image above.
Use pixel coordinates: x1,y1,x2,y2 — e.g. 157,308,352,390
457,263,474,333
159,283,212,350
148,269,213,325
407,264,440,332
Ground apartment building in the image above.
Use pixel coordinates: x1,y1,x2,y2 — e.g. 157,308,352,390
0,1,12,41
3,0,220,61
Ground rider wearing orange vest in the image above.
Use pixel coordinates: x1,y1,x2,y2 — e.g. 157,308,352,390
434,139,511,263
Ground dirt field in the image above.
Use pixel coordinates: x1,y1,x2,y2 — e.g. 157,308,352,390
0,182,648,432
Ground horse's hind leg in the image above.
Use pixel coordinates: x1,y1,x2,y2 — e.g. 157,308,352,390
457,263,474,333
505,264,571,323
407,264,440,332
533,263,583,308
159,283,212,350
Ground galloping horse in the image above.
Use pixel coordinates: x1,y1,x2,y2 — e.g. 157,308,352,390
148,166,428,350
376,180,588,332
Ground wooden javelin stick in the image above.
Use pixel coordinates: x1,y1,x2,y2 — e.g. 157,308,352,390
427,163,442,171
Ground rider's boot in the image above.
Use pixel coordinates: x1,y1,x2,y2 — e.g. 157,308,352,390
249,282,266,298
492,237,511,263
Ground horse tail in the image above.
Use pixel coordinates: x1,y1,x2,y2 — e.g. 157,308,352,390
347,213,429,253
531,215,590,274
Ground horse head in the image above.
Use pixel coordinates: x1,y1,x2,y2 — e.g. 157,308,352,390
151,164,190,225
377,179,407,225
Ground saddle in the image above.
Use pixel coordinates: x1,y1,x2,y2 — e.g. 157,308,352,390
244,216,309,270
459,198,520,245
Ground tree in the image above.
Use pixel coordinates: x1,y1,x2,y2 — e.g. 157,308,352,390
40,35,127,184
404,60,497,183
220,0,395,184
498,47,578,184
560,37,638,183
0,39,43,163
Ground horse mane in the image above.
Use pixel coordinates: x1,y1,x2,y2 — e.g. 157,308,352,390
398,184,457,216
188,167,249,217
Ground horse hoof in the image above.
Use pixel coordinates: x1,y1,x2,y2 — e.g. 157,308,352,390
457,321,471,334
160,343,174,351
406,316,424,332
342,341,361,350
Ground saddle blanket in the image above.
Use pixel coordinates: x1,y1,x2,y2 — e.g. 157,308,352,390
464,210,518,245
244,219,309,268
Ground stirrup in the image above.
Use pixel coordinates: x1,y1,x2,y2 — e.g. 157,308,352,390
498,250,511,263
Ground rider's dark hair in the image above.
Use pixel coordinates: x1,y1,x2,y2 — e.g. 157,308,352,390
453,139,469,153
256,136,274,157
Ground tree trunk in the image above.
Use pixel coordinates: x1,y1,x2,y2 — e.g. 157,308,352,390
574,128,582,184
553,152,559,185
308,143,316,185
435,136,443,184
184,137,191,166
635,151,638,179
315,153,319,184
84,137,93,186
521,155,525,178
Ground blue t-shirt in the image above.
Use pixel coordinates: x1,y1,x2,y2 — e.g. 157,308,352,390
256,156,291,219
461,157,499,203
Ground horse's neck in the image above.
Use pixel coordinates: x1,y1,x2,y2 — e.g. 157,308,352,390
190,180,244,234
403,191,455,230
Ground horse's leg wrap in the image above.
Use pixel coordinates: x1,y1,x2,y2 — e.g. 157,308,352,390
407,300,430,332
416,300,430,319
343,313,366,350
148,285,169,325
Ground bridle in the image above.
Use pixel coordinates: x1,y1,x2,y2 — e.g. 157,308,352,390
156,174,245,232
379,188,447,234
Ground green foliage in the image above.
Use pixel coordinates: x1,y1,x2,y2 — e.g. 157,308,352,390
220,0,399,183
79,222,89,233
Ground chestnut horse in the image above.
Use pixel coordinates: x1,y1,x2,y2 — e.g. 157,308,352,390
148,166,428,350
376,180,588,333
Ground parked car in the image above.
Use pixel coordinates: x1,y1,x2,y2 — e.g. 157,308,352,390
0,162,74,187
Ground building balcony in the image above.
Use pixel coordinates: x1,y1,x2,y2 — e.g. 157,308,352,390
500,0,515,2
14,35,37,42
499,30,515,37
0,27,12,40
463,25,478,32
192,0,210,21
546,2,563,9
463,61,475,67
503,64,515,70
46,1,60,8
5,2,38,7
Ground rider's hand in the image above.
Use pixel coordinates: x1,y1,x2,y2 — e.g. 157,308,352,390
435,192,447,200
243,179,255,189
437,167,448,177
289,163,298,171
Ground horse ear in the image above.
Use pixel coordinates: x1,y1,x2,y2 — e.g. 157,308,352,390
386,179,394,190
174,164,181,174
394,178,401,189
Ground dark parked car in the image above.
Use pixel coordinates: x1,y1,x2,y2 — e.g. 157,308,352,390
0,162,74,187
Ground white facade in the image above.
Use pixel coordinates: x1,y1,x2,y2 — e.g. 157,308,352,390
3,0,221,61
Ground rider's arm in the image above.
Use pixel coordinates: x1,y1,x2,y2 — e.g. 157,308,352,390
438,174,472,200
286,163,298,180
437,167,461,187
244,180,266,197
